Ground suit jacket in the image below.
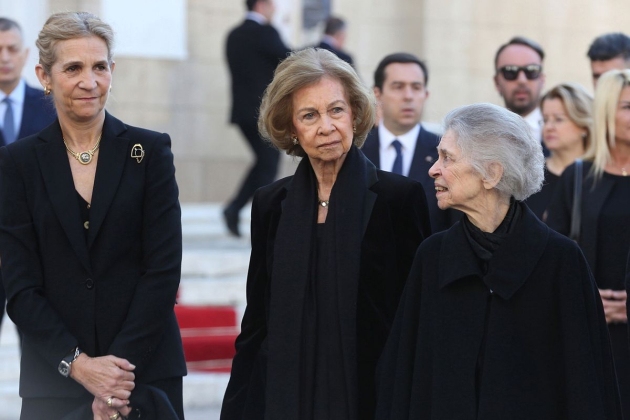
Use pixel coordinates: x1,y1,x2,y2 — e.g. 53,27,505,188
377,204,621,419
226,19,291,125
0,112,186,399
0,83,56,145
221,156,431,419
317,40,354,66
362,126,459,232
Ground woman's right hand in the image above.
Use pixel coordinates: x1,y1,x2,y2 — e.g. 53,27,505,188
599,289,628,324
70,353,136,407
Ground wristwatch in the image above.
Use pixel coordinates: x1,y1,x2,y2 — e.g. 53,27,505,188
58,346,82,378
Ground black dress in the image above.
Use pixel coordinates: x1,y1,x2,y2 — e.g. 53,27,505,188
547,163,630,418
525,167,560,221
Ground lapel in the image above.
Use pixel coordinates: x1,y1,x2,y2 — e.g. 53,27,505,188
439,204,549,300
407,126,438,181
18,86,38,139
35,121,92,273
361,127,380,168
88,113,130,248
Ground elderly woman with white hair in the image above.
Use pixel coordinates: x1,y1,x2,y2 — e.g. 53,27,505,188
376,103,622,420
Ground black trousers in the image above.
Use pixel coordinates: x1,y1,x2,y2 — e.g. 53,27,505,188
226,121,280,212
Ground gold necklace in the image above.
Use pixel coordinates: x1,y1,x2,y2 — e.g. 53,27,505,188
63,133,102,165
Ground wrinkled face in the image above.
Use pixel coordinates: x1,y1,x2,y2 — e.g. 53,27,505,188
591,57,627,87
494,44,545,116
428,130,487,213
375,62,428,135
542,98,586,153
37,36,114,124
0,28,28,94
615,86,630,146
291,76,354,164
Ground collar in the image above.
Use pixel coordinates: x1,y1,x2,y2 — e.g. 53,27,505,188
378,123,421,153
246,11,267,25
0,79,25,105
523,107,542,138
439,202,549,300
321,35,340,49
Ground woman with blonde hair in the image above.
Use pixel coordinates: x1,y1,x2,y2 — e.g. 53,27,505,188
526,83,592,221
548,69,630,417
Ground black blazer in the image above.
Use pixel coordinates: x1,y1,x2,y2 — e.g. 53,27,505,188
226,19,291,125
221,165,431,419
0,113,186,399
362,126,459,232
0,84,56,145
317,40,354,66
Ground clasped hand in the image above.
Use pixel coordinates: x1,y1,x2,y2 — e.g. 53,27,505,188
70,353,135,419
600,289,628,324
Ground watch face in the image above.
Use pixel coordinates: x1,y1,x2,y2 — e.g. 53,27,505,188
58,361,70,377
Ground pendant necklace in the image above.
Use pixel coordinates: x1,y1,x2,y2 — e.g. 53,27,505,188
63,133,102,165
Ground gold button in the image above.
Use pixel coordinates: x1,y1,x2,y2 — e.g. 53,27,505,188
83,221,89,229
87,204,91,209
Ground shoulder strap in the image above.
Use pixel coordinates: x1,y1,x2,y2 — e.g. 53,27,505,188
569,159,583,241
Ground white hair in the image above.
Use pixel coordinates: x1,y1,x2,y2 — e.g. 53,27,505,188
443,103,545,201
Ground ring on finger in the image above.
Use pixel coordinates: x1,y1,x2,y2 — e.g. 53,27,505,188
107,396,113,407
109,412,121,420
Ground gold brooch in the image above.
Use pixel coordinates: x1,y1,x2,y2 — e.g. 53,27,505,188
131,144,145,163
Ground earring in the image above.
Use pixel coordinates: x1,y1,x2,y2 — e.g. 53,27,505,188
109,85,112,92
292,136,299,145
353,124,356,133
44,86,51,95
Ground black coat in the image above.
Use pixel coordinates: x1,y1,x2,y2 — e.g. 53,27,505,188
376,204,621,420
317,40,354,66
0,114,186,404
361,126,459,232
226,19,291,125
221,151,431,420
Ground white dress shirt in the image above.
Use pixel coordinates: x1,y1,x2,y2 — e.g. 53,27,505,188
523,107,543,141
0,79,25,143
378,123,421,176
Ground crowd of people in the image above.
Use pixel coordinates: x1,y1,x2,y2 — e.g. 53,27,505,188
0,0,630,419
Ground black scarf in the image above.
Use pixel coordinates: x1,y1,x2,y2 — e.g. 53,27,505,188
265,146,374,420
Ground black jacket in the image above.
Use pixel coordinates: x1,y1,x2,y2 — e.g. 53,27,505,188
221,152,431,420
376,203,621,419
226,19,291,125
0,113,186,400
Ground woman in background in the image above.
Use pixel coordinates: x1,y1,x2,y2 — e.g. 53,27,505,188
548,69,630,418
526,83,592,221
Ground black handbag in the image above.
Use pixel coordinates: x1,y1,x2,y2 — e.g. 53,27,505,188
569,159,583,241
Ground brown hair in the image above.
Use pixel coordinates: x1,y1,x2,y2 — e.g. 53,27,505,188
258,48,377,157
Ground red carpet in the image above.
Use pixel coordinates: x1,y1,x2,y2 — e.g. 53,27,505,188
175,305,240,373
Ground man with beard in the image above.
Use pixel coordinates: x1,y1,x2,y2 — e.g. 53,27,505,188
494,36,545,141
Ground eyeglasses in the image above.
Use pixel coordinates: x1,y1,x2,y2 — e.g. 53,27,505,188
497,64,542,81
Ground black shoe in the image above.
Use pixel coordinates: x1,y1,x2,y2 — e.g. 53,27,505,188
223,207,241,237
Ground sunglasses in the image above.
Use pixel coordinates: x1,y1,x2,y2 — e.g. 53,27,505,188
497,64,542,81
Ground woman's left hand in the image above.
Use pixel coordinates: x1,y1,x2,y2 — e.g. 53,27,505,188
92,396,132,420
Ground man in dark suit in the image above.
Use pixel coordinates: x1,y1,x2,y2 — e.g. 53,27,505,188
587,32,630,87
317,16,353,66
0,17,55,339
224,0,290,237
362,52,458,232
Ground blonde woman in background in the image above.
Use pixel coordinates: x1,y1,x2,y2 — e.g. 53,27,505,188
526,83,592,221
548,69,630,418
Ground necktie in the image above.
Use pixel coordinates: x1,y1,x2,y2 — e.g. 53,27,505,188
391,139,403,175
3,97,16,146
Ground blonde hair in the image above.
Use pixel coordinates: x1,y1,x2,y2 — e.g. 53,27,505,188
540,83,593,151
586,69,630,179
258,48,377,157
36,12,114,75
